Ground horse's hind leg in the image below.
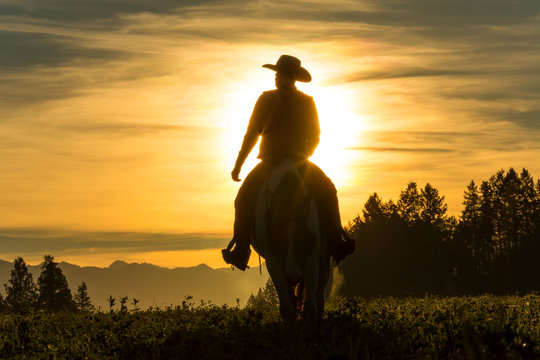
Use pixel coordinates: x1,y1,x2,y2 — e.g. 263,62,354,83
265,260,296,322
316,256,331,318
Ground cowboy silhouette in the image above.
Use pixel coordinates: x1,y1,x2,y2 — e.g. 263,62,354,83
222,55,355,270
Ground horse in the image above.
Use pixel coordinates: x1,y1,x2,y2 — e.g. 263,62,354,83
250,159,331,322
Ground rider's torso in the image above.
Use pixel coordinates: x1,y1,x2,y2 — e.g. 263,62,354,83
254,88,320,162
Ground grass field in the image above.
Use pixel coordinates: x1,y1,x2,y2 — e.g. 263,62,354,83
2,295,540,359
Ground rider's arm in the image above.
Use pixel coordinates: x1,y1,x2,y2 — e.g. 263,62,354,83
232,94,267,177
235,130,258,169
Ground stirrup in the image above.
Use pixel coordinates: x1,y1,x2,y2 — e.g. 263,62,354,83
222,248,250,271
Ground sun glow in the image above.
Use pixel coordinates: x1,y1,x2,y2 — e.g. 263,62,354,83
307,84,366,186
219,73,270,180
219,70,366,189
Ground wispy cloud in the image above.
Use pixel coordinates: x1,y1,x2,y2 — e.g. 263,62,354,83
348,147,455,153
0,228,227,253
1,0,540,258
343,68,476,82
59,122,198,136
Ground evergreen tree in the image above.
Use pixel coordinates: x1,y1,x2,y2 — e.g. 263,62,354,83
455,168,540,293
517,169,538,238
0,292,5,312
340,168,540,297
74,281,94,312
462,181,481,224
37,255,75,312
420,183,448,228
418,183,452,292
454,181,487,292
516,169,540,289
4,257,37,314
342,192,415,296
246,289,265,309
246,279,278,311
397,182,422,224
482,169,529,291
362,193,387,225
261,279,279,308
478,179,496,282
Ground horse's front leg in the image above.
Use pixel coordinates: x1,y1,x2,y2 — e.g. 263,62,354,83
316,255,331,318
265,260,296,323
302,254,320,321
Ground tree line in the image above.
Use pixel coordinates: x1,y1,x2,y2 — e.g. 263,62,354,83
3,167,538,310
0,255,94,314
341,168,540,297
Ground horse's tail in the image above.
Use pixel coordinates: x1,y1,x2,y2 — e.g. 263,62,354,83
294,280,305,320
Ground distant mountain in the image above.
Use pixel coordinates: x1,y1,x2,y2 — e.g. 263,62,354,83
0,259,269,310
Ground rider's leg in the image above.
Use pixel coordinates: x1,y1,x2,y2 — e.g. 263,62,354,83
223,161,270,270
303,162,355,263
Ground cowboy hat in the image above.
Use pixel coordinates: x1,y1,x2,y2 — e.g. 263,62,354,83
262,55,312,83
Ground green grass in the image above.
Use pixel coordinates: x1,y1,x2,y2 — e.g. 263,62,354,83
2,295,540,359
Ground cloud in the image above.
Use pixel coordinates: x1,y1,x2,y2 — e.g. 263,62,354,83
0,229,228,254
488,109,540,131
59,122,198,136
1,0,540,238
342,68,476,82
348,147,455,153
381,0,540,27
361,130,540,153
0,0,209,21
0,30,123,69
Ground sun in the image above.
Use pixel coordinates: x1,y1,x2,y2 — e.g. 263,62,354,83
305,84,365,186
219,69,365,188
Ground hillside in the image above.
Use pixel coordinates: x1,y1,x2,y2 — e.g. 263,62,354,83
0,259,269,310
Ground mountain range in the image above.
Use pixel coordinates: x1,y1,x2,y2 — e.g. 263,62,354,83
0,259,269,310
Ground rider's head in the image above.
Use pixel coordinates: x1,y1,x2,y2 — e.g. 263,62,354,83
263,55,311,88
275,71,295,89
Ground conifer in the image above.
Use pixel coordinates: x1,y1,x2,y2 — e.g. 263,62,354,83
37,255,75,312
4,257,37,314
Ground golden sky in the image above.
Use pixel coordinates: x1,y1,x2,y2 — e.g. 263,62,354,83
1,0,540,268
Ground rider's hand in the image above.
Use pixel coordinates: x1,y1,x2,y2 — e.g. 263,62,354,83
231,166,242,182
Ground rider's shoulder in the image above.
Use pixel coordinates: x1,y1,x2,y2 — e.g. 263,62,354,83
261,89,279,97
257,90,278,101
258,90,281,104
261,89,314,102
295,89,314,102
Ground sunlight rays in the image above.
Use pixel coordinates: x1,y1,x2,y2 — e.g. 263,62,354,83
218,57,368,189
308,84,367,186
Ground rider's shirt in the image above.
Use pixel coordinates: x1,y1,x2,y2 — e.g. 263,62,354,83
237,86,320,164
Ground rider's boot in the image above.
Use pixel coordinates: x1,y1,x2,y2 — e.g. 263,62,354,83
223,162,269,271
328,227,355,263
222,204,252,271
222,239,251,271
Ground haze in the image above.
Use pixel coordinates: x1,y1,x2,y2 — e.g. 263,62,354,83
1,0,540,268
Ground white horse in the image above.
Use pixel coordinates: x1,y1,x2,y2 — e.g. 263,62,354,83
251,159,331,322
